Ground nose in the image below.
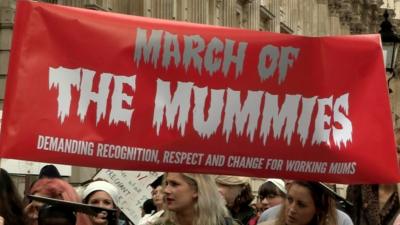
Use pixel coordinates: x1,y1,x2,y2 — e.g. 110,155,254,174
261,197,270,206
97,211,108,219
287,205,296,216
164,185,171,194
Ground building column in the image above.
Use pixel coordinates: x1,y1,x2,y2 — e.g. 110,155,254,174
247,0,260,30
300,0,312,35
328,1,341,35
222,0,236,27
329,12,341,35
0,0,15,26
151,0,174,20
188,0,208,24
0,0,15,108
396,0,400,19
317,0,329,35
288,0,297,32
269,0,280,32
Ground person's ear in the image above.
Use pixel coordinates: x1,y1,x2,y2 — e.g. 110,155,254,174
192,190,198,199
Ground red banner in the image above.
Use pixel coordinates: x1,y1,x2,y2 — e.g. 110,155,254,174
1,0,399,183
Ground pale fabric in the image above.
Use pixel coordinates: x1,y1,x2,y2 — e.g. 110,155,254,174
82,181,120,206
215,175,250,185
138,210,164,225
257,219,276,225
266,179,286,194
138,214,152,225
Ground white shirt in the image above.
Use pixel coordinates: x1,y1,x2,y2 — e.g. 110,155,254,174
138,210,164,225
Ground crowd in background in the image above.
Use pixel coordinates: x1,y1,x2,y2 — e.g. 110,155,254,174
0,129,399,225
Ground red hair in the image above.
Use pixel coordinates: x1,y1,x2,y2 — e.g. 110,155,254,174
30,178,80,202
29,178,91,225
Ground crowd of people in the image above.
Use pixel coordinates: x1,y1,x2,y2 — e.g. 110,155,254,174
1,157,400,225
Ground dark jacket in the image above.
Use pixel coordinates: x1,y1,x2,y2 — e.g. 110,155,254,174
229,205,256,225
346,184,400,225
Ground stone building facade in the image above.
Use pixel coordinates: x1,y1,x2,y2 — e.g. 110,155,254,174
0,0,399,195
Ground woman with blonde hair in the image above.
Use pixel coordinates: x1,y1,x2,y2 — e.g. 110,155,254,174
156,172,236,225
258,181,337,225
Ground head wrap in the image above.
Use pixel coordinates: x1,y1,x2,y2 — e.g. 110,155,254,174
82,181,119,206
266,178,287,194
149,175,163,189
215,175,250,186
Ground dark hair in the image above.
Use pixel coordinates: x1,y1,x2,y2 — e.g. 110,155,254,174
233,183,254,208
0,168,28,225
38,204,76,225
143,199,157,214
258,182,286,199
39,165,61,179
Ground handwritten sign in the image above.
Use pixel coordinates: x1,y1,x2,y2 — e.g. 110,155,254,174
94,169,160,223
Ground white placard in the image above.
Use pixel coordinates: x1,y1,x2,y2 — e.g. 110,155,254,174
94,169,161,224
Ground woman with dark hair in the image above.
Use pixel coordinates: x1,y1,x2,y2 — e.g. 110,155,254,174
258,179,287,212
82,180,120,225
258,180,338,225
215,175,256,225
0,168,28,225
139,175,165,225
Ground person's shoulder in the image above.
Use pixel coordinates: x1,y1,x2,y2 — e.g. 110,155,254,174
138,214,152,225
258,205,282,223
257,219,277,225
336,209,353,225
223,217,240,225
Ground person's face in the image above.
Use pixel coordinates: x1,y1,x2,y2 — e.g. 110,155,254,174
152,186,164,210
87,191,115,225
259,193,284,211
25,192,54,225
285,183,316,225
217,183,242,207
25,199,44,225
163,173,198,214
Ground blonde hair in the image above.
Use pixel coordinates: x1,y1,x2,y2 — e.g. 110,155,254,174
162,173,229,225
